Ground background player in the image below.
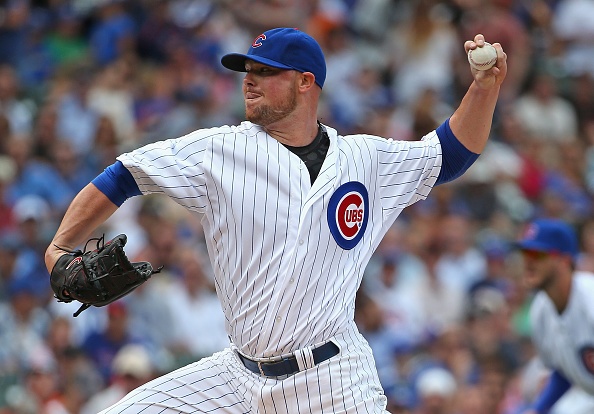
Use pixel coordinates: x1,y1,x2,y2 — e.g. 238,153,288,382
44,28,507,413
518,219,594,413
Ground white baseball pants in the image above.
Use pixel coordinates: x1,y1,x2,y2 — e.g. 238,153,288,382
99,322,389,413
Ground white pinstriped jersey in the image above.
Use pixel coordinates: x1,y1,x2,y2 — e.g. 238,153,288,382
530,272,594,393
117,121,442,358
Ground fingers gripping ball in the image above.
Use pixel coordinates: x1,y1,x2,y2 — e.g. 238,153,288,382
468,42,497,71
50,234,162,317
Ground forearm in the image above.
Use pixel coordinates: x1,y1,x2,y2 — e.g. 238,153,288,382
45,183,119,271
448,81,500,154
449,35,507,154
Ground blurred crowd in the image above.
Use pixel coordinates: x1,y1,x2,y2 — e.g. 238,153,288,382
2,0,594,413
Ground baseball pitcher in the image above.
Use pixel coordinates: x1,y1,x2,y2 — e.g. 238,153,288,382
45,28,507,413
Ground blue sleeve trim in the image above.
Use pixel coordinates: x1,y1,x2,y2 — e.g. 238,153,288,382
435,118,480,185
532,370,571,413
91,161,141,207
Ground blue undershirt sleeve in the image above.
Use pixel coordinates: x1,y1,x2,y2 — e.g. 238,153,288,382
91,161,141,207
435,118,480,185
532,370,572,413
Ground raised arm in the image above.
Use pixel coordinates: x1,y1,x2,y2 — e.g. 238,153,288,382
449,34,508,154
44,183,119,272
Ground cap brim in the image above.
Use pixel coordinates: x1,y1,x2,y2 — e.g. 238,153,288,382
516,241,577,261
515,240,553,253
221,53,293,73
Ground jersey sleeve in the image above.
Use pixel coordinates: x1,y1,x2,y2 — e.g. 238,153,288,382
434,119,479,185
366,129,442,218
92,161,142,206
116,129,211,213
575,272,594,320
529,293,556,370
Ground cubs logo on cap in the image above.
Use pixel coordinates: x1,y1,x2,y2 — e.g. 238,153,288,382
328,182,369,250
252,34,266,48
516,218,579,259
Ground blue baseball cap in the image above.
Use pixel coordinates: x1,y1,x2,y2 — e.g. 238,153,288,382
516,219,579,259
221,28,326,89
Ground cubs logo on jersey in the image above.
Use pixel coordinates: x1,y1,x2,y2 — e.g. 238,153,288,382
580,346,594,375
327,181,369,250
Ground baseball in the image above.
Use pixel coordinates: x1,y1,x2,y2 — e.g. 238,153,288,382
468,42,497,71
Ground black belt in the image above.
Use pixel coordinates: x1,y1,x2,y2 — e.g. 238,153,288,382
237,341,339,377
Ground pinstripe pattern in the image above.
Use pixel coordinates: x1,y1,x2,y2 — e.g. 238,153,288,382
100,322,387,413
113,121,442,412
530,272,594,394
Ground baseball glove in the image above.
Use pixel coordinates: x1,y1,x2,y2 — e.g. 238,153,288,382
50,234,161,317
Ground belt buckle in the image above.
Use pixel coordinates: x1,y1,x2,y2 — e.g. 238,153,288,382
257,360,265,376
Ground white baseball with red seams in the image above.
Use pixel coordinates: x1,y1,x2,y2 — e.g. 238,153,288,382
468,42,497,71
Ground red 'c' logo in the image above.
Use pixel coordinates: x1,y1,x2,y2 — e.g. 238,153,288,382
337,193,365,239
252,34,266,48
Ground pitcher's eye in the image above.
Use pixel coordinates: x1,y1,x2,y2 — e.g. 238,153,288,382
246,65,282,76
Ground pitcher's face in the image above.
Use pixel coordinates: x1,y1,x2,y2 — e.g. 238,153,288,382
243,61,298,126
